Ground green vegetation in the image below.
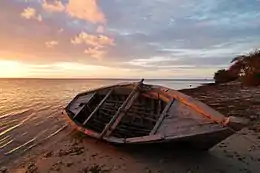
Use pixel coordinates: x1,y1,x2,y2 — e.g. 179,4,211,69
214,69,237,83
214,49,260,86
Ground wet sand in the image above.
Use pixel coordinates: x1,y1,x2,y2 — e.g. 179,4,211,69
1,81,260,173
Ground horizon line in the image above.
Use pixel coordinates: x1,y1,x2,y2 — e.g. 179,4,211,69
0,77,214,80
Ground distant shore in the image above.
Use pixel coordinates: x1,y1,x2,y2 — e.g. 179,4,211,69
2,81,260,173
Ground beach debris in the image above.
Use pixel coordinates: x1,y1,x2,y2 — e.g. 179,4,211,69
82,164,110,173
0,167,7,173
43,151,53,158
26,162,38,173
57,145,84,156
13,168,27,173
50,161,63,172
91,153,98,158
66,162,74,167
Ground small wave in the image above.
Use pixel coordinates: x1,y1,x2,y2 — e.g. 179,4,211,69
0,112,34,138
0,118,22,130
36,105,53,112
5,138,36,155
0,135,12,144
0,109,33,120
4,128,49,155
0,139,14,149
12,124,67,154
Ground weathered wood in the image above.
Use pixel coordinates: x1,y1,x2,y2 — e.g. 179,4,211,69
65,80,248,147
100,91,140,138
114,125,151,134
83,89,113,125
73,92,97,119
125,134,163,143
150,98,175,135
98,79,144,139
98,110,155,128
98,110,115,119
157,93,161,116
99,101,158,130
126,112,157,122
104,100,145,108
99,108,117,114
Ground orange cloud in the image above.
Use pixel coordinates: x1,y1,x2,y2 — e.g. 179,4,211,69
21,7,42,21
71,32,114,59
84,47,105,59
42,0,65,12
45,41,59,48
66,0,105,24
71,32,114,48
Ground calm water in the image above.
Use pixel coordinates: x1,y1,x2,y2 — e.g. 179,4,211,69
0,78,211,163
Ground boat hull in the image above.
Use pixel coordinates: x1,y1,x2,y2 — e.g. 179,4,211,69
64,110,232,150
63,81,248,150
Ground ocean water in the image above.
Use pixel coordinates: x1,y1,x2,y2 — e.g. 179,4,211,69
0,78,212,163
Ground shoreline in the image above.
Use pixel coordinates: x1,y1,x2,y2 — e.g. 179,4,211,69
1,81,260,173
180,81,260,121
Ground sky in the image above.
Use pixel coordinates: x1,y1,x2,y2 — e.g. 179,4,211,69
0,0,259,78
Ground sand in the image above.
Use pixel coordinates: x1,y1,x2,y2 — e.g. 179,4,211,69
1,81,260,173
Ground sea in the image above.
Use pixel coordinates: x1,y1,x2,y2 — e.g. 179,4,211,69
0,78,212,164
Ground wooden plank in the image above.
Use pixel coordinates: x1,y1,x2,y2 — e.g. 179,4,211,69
157,93,161,116
83,89,113,125
150,98,175,135
153,86,227,124
101,92,139,138
125,134,163,143
126,112,157,122
98,79,144,139
73,92,97,119
99,110,156,127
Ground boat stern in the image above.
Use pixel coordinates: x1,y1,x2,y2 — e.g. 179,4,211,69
225,116,250,131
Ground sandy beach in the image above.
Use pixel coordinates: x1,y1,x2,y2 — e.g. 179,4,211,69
1,0,260,172
1,81,260,173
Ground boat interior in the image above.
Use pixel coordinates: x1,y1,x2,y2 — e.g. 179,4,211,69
69,86,168,138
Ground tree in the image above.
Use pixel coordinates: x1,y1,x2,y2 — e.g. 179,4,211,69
231,49,260,76
214,69,237,83
228,49,260,86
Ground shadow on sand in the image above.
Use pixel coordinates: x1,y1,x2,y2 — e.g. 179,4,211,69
72,130,255,173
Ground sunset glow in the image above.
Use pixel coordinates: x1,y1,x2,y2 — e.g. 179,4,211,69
0,61,27,77
0,0,259,78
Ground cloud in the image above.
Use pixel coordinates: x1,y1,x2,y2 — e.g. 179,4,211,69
71,32,114,47
96,25,105,33
66,0,105,23
2,0,260,78
71,32,114,59
84,47,105,59
126,57,177,67
45,40,59,48
42,0,65,12
21,7,42,21
41,0,106,24
58,28,64,33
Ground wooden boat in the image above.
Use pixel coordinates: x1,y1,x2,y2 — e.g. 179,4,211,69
63,79,248,150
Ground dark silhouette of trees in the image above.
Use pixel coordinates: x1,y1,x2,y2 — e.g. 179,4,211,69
214,49,260,86
214,69,237,83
